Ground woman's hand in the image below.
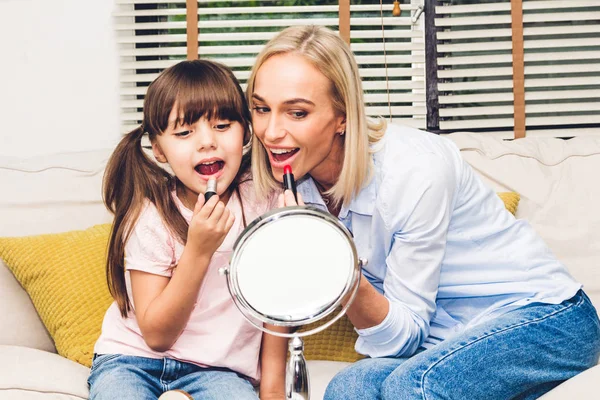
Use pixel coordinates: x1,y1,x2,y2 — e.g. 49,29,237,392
277,190,305,208
186,194,235,257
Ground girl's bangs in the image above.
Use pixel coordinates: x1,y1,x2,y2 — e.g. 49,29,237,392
143,60,250,135
173,72,248,129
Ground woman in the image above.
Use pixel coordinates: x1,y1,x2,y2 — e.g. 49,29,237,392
246,25,600,400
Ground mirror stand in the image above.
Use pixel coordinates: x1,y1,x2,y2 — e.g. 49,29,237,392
222,207,366,400
286,336,309,400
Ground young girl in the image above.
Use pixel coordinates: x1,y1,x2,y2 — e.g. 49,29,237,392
88,60,286,400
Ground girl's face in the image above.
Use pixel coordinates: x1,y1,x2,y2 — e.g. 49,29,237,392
151,106,244,208
251,53,346,187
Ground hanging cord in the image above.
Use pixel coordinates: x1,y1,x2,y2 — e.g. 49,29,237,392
379,0,393,122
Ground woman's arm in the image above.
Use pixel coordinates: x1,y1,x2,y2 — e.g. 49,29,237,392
282,153,454,358
279,190,389,329
258,326,288,400
343,275,389,329
347,155,455,357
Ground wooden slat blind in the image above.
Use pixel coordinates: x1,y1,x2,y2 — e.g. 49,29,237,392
520,0,600,136
435,0,600,138
186,0,198,60
436,1,519,135
511,0,525,139
115,0,186,133
351,0,426,127
115,0,427,133
339,0,350,44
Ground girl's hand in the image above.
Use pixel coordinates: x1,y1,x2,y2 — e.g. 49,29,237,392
186,194,235,257
277,190,305,208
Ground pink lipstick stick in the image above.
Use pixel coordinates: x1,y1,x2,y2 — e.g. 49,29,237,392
283,165,297,203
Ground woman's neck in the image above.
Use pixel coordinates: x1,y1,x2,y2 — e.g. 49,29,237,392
310,137,344,192
311,176,342,216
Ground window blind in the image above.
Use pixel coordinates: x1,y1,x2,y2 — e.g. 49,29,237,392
115,0,189,133
352,1,426,128
114,0,427,134
435,0,600,137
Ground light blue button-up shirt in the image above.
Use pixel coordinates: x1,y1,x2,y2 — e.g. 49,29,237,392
296,124,581,358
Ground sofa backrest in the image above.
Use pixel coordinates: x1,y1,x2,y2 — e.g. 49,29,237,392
448,133,600,308
2,133,600,350
0,149,113,350
0,149,113,237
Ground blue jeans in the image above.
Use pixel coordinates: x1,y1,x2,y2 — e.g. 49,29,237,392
87,354,258,400
325,290,600,400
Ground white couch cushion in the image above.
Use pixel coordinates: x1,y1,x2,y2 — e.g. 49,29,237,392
0,261,55,351
0,149,113,237
0,346,348,400
448,133,600,308
0,345,89,399
306,360,351,400
539,364,600,399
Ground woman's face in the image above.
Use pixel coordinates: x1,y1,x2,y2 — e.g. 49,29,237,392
251,53,346,186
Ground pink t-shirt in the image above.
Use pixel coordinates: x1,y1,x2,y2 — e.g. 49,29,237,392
94,181,274,381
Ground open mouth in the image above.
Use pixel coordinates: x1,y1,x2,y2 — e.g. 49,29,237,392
270,148,299,163
195,160,224,176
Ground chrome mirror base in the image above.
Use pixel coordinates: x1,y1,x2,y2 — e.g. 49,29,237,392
286,336,309,400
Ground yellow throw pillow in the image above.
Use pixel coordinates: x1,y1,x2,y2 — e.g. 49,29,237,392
302,191,521,362
498,191,520,216
0,224,113,367
301,311,364,362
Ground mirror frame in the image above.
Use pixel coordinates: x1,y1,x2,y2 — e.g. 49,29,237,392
222,206,362,338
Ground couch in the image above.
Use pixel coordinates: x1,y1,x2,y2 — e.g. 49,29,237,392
1,131,600,400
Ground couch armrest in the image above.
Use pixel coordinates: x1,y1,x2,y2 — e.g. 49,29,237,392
0,345,88,399
0,260,56,352
540,364,600,399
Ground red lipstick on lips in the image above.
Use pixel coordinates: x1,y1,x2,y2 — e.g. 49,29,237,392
282,165,297,202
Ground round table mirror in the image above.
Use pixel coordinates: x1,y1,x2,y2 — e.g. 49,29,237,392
221,206,364,400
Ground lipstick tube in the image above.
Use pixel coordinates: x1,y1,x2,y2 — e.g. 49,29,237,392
283,165,297,202
205,178,217,202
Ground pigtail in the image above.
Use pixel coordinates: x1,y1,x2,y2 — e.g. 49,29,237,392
103,126,188,317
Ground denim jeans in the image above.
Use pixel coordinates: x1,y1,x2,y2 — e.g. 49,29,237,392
87,354,258,400
324,290,600,400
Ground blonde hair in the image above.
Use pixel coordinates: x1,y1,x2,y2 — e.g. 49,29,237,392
246,25,386,206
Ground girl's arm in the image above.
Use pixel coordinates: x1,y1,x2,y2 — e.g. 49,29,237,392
259,325,288,400
131,195,235,352
129,248,210,351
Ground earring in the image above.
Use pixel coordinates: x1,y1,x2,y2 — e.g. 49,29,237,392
338,129,345,136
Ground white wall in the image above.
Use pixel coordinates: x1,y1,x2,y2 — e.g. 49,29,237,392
0,0,121,158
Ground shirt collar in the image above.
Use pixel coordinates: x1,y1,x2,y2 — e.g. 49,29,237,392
296,177,328,212
296,174,377,218
343,173,376,217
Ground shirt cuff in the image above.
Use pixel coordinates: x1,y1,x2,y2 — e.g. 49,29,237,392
125,257,173,277
355,296,394,337
354,298,423,358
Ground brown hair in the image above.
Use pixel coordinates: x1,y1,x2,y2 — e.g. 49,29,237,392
103,60,252,316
